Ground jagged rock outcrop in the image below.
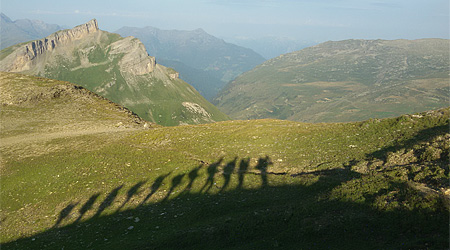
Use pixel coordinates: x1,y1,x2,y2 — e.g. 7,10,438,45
0,19,99,72
109,36,155,75
0,19,156,76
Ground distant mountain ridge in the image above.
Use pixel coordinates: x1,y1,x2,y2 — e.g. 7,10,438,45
214,38,450,122
0,19,229,126
0,13,62,50
226,36,316,60
115,26,266,100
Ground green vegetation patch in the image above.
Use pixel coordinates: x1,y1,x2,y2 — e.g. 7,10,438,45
1,108,448,249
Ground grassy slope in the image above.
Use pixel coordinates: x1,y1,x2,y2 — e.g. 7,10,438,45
215,39,450,123
1,73,448,249
0,72,146,132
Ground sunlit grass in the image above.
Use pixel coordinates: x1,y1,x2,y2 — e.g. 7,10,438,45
1,108,448,249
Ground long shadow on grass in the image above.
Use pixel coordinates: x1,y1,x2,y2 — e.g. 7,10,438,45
200,158,223,193
75,193,100,223
53,202,79,228
141,172,171,205
118,181,147,210
368,124,449,162
221,157,237,192
93,185,123,218
3,156,449,250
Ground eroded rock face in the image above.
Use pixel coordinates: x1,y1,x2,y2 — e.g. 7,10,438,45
109,36,156,75
0,19,156,76
0,19,99,72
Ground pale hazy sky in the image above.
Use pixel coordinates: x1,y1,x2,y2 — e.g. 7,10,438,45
1,0,449,42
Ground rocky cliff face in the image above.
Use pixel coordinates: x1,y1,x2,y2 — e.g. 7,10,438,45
0,19,157,76
109,36,155,75
1,19,99,72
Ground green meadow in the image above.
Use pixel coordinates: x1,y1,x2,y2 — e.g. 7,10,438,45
2,105,448,249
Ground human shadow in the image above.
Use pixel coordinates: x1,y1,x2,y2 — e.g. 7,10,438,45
237,157,250,189
118,181,146,210
75,193,100,223
183,165,202,193
255,156,272,187
163,173,186,201
5,155,449,250
93,185,123,218
200,158,223,193
141,172,171,205
53,202,79,228
221,157,237,192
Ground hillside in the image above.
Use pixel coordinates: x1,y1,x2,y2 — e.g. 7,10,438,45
214,39,450,122
0,72,151,166
115,26,266,100
0,19,229,126
1,73,449,249
0,13,62,50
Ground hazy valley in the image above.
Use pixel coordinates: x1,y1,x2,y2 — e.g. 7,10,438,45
116,26,265,100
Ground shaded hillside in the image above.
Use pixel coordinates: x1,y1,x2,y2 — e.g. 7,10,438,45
115,26,266,100
1,70,448,249
214,39,450,122
0,13,62,50
0,19,229,126
157,58,224,102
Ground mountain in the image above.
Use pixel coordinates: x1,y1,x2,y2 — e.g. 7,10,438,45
115,26,266,100
0,19,229,126
214,39,450,122
1,72,449,248
0,13,62,50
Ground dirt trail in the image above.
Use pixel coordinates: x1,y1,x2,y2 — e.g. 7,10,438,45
0,127,140,148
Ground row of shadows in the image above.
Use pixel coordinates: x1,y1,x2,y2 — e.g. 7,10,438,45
54,156,274,228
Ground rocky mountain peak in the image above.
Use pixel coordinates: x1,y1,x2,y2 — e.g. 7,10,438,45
69,19,99,37
0,19,100,72
50,18,99,43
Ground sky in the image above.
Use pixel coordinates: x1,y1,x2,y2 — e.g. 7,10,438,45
1,0,449,43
